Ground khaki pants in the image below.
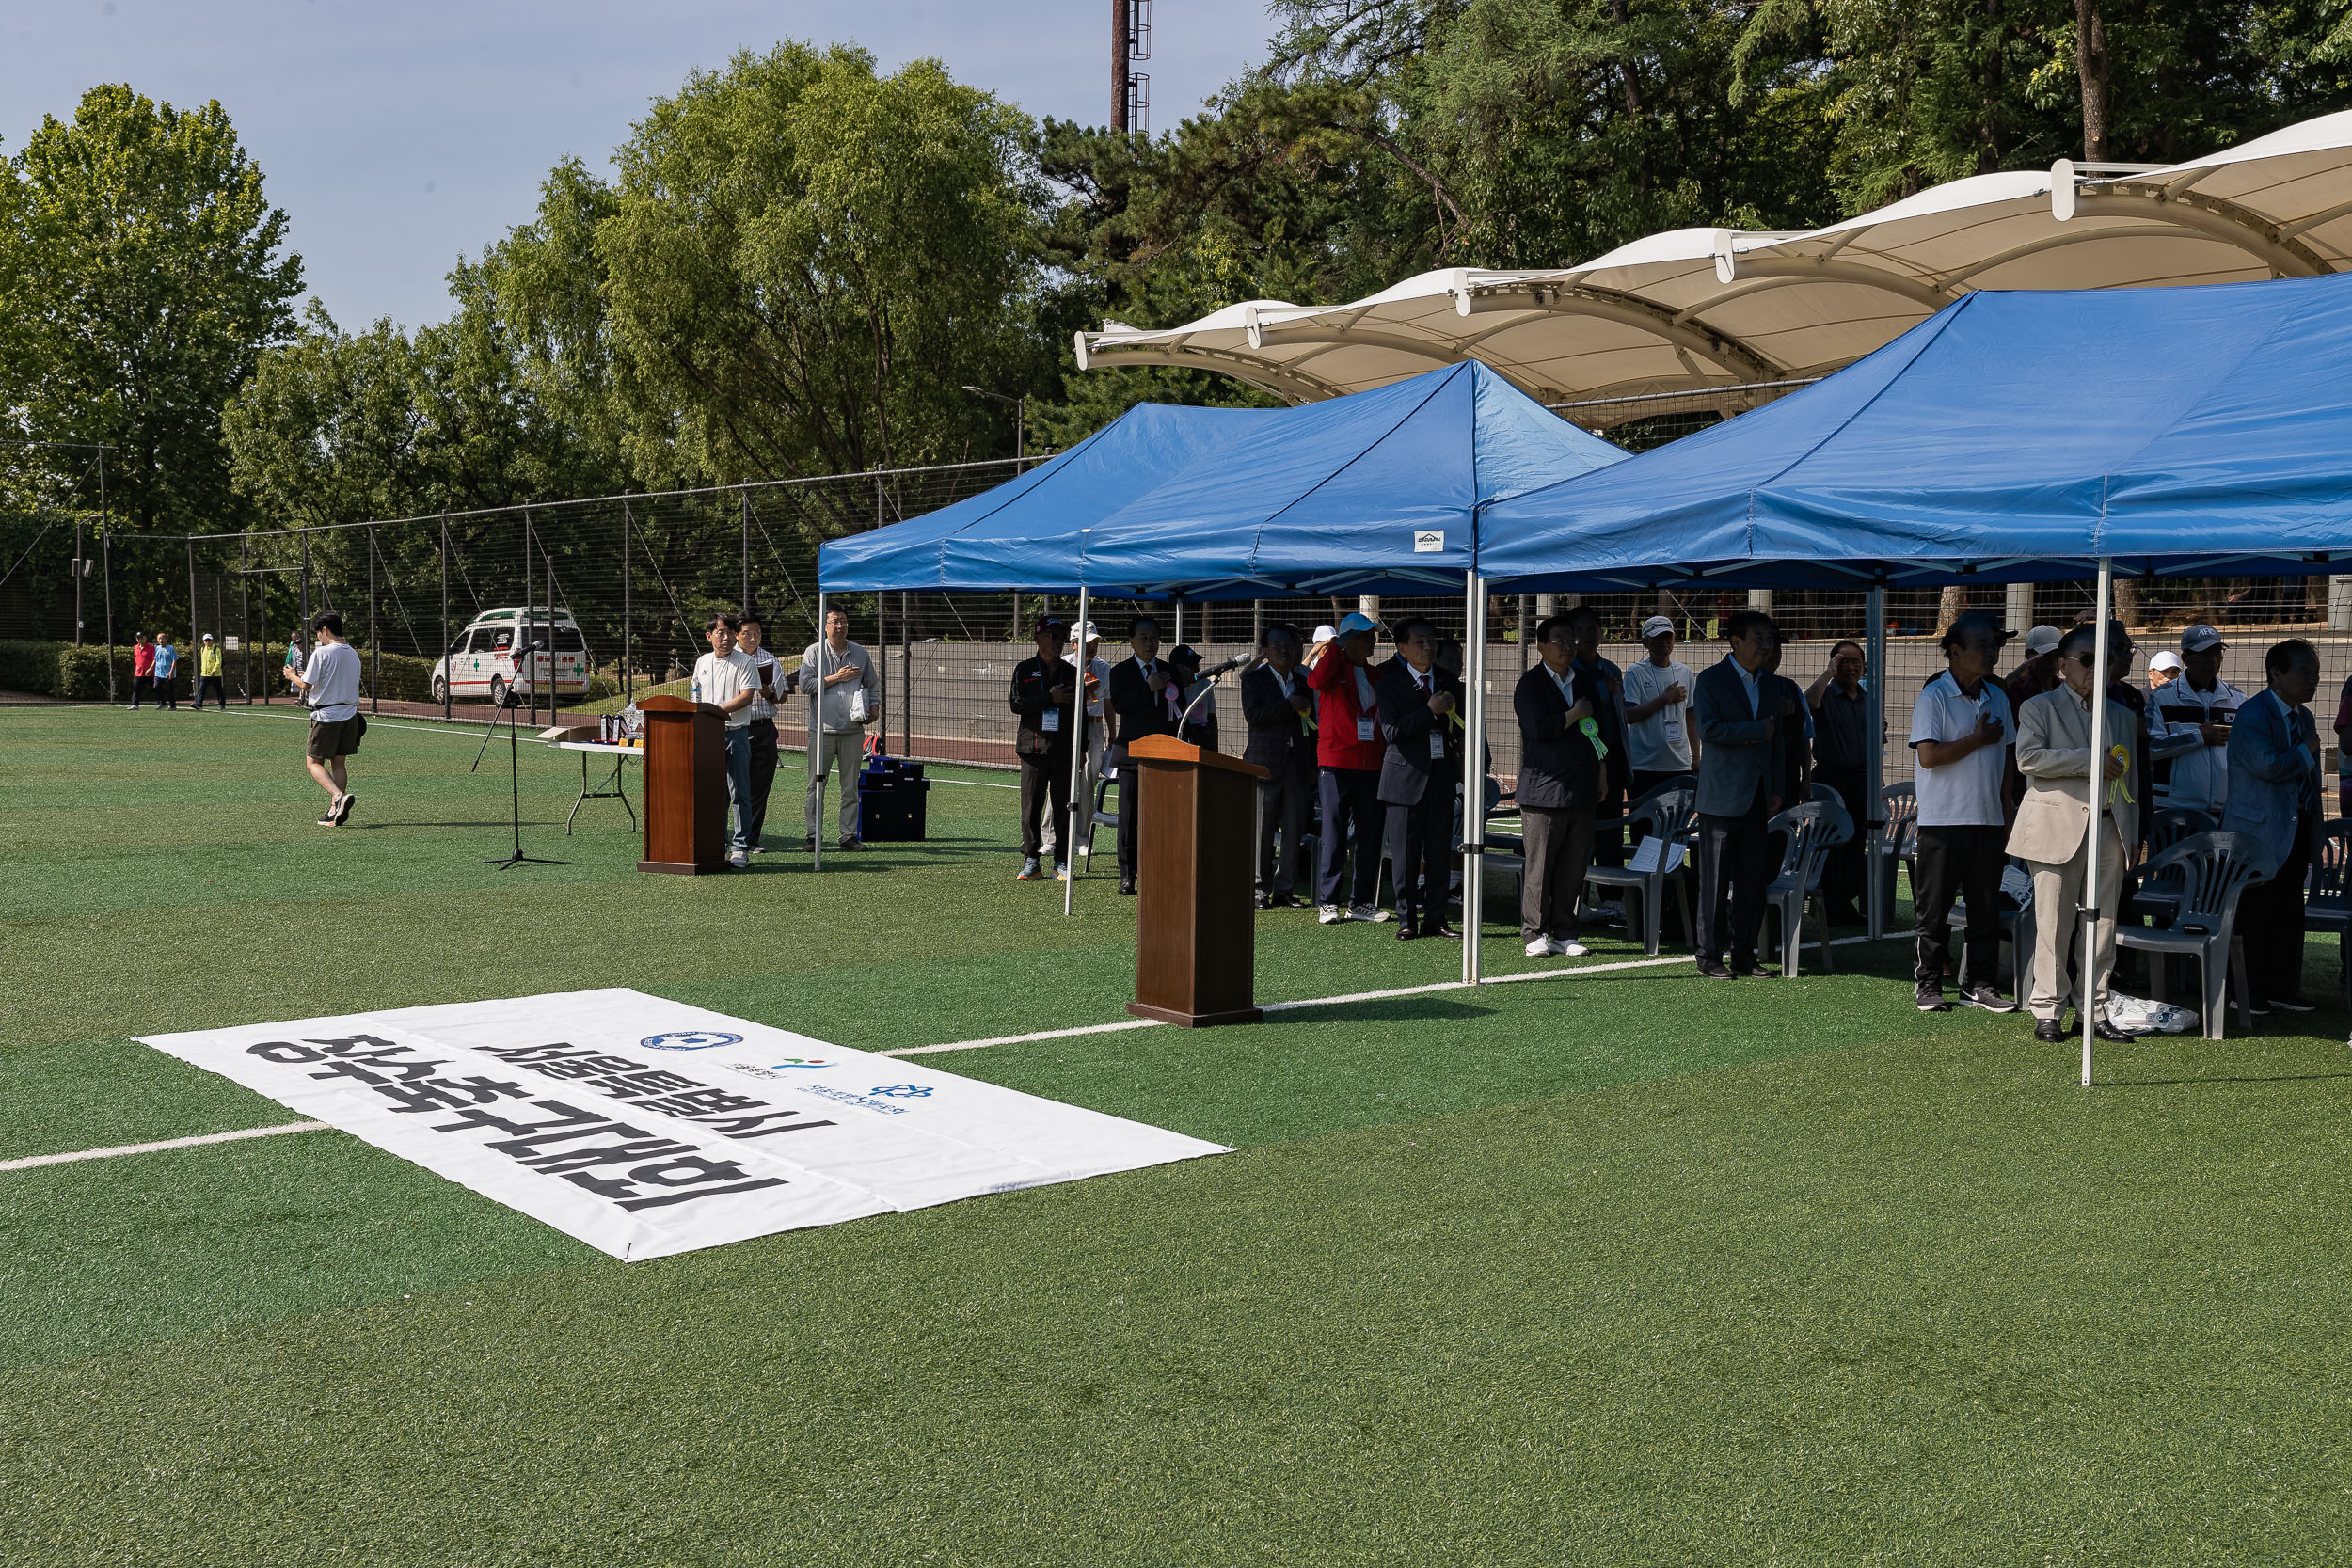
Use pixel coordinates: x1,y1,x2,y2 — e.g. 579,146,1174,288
805,731,863,842
2027,824,2123,1023
1041,729,1104,856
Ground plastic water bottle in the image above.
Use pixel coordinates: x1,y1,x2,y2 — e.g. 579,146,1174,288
690,676,702,705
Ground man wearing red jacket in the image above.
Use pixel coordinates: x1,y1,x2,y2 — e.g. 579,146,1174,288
1309,611,1391,924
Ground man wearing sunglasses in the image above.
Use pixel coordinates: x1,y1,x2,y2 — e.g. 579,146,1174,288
2010,624,2143,1044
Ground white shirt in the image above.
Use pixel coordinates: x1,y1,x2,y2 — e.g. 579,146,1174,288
1622,658,1695,770
1065,652,1112,719
1908,669,2012,827
1730,656,1762,717
741,648,783,721
301,642,362,723
693,650,758,730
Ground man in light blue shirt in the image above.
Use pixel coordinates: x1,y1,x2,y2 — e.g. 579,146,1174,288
150,632,182,709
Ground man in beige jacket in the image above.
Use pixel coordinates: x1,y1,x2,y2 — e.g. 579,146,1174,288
2009,623,2144,1044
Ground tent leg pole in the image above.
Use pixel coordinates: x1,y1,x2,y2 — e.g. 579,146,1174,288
1065,585,1089,916
1864,585,1887,940
1464,571,1486,986
811,591,825,874
2082,560,2113,1088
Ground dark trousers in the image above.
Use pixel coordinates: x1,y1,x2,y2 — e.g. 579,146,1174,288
1385,775,1455,925
1914,823,2007,989
1593,783,1627,868
1628,768,1689,841
1018,748,1073,861
1113,746,1139,884
193,674,226,709
1815,763,1868,915
743,719,779,847
1316,766,1383,909
2241,815,2313,1004
154,673,179,707
1521,803,1597,941
1696,796,1774,966
1256,768,1311,898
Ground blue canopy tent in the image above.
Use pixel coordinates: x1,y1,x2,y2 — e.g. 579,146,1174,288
818,359,1628,598
817,359,1626,919
1470,272,2352,1072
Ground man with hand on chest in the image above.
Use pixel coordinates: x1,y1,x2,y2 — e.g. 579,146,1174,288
1009,615,1077,883
1307,610,1391,924
1240,623,1316,908
1106,613,1184,896
1375,616,1465,941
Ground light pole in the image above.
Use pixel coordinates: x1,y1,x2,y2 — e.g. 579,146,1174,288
961,386,1025,461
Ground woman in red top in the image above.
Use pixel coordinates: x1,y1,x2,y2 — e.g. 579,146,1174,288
1308,612,1390,922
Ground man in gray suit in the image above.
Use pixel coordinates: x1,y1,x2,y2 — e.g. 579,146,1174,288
2222,638,2324,1014
1691,610,1788,978
1375,616,1465,941
2010,623,2142,1043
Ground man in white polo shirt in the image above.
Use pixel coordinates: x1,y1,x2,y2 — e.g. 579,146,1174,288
1621,613,1698,798
1908,610,2018,1013
284,610,364,828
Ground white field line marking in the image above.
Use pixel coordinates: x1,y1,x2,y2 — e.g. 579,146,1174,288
880,937,1906,1056
0,1120,327,1173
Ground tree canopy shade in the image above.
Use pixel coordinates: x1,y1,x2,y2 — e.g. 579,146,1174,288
818,360,1626,597
1473,270,2352,591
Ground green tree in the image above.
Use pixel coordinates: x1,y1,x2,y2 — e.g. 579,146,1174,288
0,86,302,533
597,43,1050,500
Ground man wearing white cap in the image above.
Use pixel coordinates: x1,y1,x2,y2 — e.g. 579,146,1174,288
1622,614,1697,798
2149,625,2244,815
2147,649,2184,689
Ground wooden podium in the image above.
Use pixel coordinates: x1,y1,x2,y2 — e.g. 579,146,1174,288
637,694,728,874
1124,735,1269,1027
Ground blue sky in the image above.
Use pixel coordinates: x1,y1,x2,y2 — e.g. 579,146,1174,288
4,0,1278,331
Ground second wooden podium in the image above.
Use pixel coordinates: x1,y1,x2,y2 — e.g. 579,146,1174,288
1123,735,1269,1027
637,694,728,874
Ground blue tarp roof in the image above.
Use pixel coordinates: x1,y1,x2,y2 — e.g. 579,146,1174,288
818,361,1628,598
1479,272,2352,591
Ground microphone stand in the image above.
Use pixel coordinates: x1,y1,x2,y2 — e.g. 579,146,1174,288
472,640,567,871
1180,657,1257,732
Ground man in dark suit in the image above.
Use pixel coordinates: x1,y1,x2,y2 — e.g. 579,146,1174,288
1513,612,1610,958
1561,605,1632,871
1106,613,1184,895
1008,615,1077,883
2223,638,2325,1014
1241,623,1316,908
1692,610,1788,978
1375,616,1465,940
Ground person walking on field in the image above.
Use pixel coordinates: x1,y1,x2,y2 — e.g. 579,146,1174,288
284,611,364,827
2010,623,2142,1043
127,632,154,709
150,632,182,709
801,607,881,852
192,633,228,711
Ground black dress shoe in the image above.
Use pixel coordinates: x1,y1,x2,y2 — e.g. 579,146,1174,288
1695,958,1735,979
2033,1019,2066,1042
1422,922,1461,940
1267,893,1299,909
1256,894,1274,909
1118,880,1136,895
2069,1015,2138,1043
1395,925,1420,942
1735,963,1776,979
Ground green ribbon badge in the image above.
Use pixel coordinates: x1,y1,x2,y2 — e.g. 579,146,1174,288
1580,715,1609,759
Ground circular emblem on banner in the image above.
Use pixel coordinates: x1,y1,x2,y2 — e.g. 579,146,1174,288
870,1085,934,1099
640,1030,743,1052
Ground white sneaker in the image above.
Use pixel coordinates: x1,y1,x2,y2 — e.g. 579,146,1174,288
1351,904,1392,923
1077,845,1090,858
728,850,749,869
1317,904,1345,925
1525,937,1556,958
1558,940,1588,958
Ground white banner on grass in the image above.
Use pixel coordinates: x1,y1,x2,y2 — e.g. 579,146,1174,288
140,988,1225,1261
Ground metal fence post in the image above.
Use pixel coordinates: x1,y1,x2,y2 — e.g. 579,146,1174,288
239,532,250,704
185,537,197,701
368,524,380,714
524,507,536,728
900,589,912,757
622,499,632,700
439,522,451,720
740,486,750,616
1864,583,1888,939
101,525,115,701
73,518,83,646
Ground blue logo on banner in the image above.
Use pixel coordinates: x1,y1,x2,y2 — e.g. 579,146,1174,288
640,1030,743,1052
869,1085,933,1099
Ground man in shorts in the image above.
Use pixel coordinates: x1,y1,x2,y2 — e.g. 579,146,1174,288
286,610,364,826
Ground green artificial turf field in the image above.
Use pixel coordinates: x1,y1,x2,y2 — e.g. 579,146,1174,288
5,702,2351,1565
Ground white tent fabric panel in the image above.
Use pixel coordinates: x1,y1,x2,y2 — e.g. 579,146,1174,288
1080,110,2352,410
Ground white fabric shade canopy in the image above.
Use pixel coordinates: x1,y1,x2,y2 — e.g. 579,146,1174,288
1076,110,2352,410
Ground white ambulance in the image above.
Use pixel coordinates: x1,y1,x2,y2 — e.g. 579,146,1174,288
430,608,592,705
